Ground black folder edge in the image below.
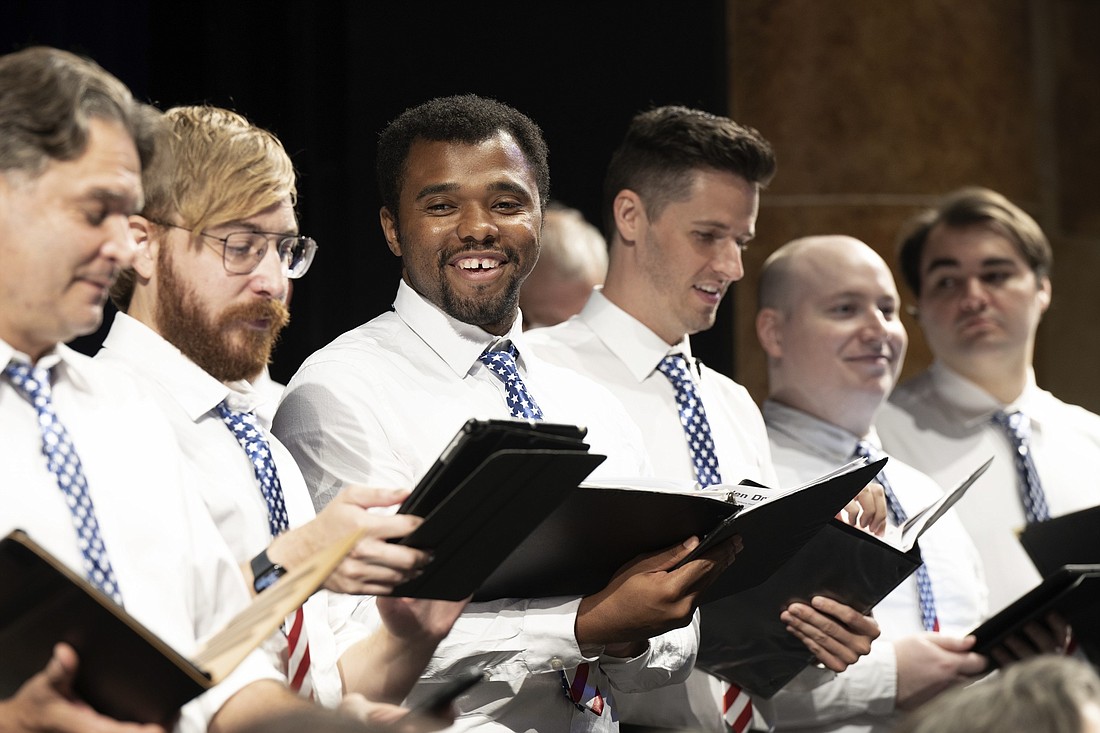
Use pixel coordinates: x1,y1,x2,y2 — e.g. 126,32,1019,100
392,448,606,600
1018,505,1100,579
0,529,211,725
969,563,1100,666
399,418,591,518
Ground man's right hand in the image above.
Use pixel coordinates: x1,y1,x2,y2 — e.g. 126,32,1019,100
894,633,987,710
0,643,167,733
575,534,741,655
781,596,880,672
267,486,432,595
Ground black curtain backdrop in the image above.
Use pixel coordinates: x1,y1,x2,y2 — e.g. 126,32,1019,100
5,0,738,383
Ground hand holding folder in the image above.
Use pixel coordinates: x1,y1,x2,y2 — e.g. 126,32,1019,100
0,528,362,725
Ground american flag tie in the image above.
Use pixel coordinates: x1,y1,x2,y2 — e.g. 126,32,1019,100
657,354,723,488
217,400,312,696
991,411,1051,524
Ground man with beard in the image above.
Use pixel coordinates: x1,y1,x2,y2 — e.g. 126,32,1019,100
99,105,465,720
272,94,742,733
0,46,353,733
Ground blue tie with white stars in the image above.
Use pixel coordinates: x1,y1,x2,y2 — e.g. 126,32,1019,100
991,410,1051,524
853,440,939,632
215,401,290,537
658,354,723,488
5,361,124,605
478,344,544,420
215,400,313,694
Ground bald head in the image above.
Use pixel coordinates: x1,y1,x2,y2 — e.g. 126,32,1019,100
756,236,907,436
520,205,607,329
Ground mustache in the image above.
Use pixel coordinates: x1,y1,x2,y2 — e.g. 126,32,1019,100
218,298,291,332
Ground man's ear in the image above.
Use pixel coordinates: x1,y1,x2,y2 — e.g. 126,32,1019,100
380,207,401,257
755,307,785,358
1037,275,1052,314
128,215,158,280
612,189,645,247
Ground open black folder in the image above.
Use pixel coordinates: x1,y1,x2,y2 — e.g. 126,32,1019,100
697,457,992,698
472,457,887,602
391,419,607,600
0,527,361,725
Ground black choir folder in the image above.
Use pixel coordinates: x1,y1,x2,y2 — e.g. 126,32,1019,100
471,456,889,603
0,528,360,725
979,503,1100,665
697,457,993,698
969,564,1100,665
391,419,607,600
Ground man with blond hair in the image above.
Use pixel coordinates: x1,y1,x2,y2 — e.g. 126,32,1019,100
0,45,324,733
99,105,464,717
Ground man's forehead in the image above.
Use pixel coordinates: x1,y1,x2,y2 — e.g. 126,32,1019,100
921,223,1025,271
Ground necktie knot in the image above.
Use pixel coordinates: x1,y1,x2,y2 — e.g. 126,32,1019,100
657,354,722,488
216,400,290,536
4,359,123,605
478,344,544,420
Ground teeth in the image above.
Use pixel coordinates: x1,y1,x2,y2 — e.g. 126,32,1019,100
457,258,500,270
696,285,719,294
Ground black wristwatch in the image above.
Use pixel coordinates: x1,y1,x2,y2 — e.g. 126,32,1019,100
250,548,286,593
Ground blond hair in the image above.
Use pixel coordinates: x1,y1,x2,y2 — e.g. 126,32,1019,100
112,105,296,310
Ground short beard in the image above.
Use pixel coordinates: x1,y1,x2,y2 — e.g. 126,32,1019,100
154,247,290,382
439,273,522,329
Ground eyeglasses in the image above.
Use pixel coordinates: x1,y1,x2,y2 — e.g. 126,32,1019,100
152,221,318,279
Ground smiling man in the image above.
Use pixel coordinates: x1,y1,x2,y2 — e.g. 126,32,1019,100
756,235,988,732
525,107,884,733
97,105,463,720
875,188,1100,613
273,94,744,733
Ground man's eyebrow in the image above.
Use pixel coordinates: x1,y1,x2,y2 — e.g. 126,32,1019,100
415,182,460,200
84,187,141,215
979,256,1020,268
488,181,532,199
923,257,961,273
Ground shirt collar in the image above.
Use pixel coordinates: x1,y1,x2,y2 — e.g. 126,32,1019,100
762,398,876,463
392,279,526,377
928,360,1042,427
579,289,695,382
102,312,258,421
0,338,88,392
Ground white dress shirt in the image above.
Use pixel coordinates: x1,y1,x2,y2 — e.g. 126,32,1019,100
526,290,781,733
96,313,345,706
877,361,1100,612
764,400,988,733
526,289,778,488
273,281,688,733
1,339,282,733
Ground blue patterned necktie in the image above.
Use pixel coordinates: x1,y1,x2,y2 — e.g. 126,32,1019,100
5,361,124,605
215,400,312,694
991,410,1051,524
853,440,939,632
478,344,544,420
477,346,604,713
216,401,290,537
658,354,723,488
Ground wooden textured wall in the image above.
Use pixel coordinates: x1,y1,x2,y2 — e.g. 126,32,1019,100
726,0,1100,411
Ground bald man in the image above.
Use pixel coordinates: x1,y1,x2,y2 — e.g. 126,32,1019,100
755,236,989,732
519,204,607,329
